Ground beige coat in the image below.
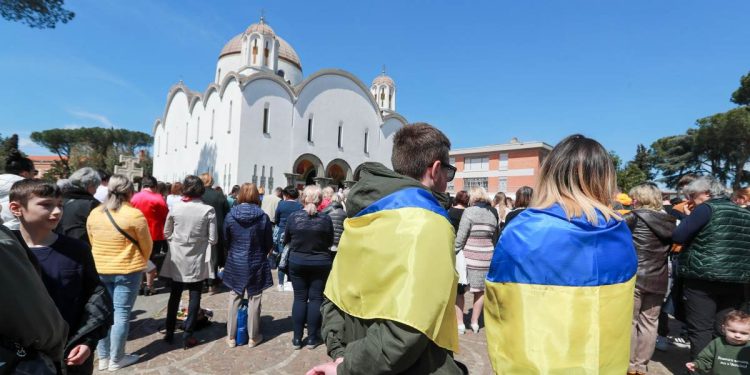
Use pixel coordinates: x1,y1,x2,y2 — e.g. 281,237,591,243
160,199,217,283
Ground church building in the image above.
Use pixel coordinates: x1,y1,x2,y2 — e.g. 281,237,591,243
152,17,406,191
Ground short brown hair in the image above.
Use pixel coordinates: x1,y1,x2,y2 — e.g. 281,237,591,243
182,175,206,198
453,190,469,207
514,186,533,208
170,182,183,195
237,183,261,205
724,310,750,325
10,179,60,207
391,123,451,180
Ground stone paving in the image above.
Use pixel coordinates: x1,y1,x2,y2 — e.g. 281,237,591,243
106,273,688,374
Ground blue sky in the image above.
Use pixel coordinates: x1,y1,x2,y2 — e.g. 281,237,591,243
1,0,749,162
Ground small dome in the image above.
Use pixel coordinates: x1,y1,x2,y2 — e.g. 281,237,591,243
219,33,243,58
277,36,301,70
245,17,275,36
372,73,395,88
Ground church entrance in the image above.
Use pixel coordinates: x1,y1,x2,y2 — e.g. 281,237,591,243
325,159,352,189
293,154,325,189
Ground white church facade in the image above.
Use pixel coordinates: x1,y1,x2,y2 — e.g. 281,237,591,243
152,17,406,191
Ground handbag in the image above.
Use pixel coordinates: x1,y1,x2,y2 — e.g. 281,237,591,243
278,244,291,273
236,300,249,346
103,208,141,251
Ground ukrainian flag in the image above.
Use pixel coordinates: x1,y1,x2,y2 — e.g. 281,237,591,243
325,187,460,353
485,204,637,374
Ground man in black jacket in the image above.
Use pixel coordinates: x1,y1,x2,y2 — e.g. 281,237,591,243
56,167,101,244
199,173,230,292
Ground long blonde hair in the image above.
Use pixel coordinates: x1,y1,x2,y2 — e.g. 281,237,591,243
104,174,134,212
302,185,322,216
531,134,619,224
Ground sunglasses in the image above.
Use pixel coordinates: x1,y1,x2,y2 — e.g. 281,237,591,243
441,162,457,182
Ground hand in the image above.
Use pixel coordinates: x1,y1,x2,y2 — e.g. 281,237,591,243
305,358,342,375
686,362,696,372
66,344,91,366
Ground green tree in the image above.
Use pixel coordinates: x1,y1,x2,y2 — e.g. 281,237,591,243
610,150,649,192
30,128,83,177
650,133,703,187
0,134,22,172
0,0,74,29
633,144,654,180
732,71,750,106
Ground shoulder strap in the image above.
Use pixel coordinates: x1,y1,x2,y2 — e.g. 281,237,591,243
103,208,141,250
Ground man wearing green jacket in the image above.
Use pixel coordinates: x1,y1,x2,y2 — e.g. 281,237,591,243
307,123,465,375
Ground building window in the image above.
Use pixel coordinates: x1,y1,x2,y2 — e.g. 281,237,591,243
364,131,369,154
464,177,488,190
227,101,232,134
499,153,509,170
184,122,188,148
307,117,313,143
263,106,270,134
217,68,221,82
465,156,489,171
196,117,200,144
449,157,456,166
499,177,508,193
337,122,343,149
211,110,215,139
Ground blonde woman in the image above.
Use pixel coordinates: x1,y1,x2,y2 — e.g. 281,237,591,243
283,185,334,349
87,174,153,371
492,192,509,227
484,134,637,373
624,183,676,375
455,186,499,334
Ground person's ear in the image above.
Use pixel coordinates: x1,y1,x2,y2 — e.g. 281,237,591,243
430,160,442,180
8,201,23,218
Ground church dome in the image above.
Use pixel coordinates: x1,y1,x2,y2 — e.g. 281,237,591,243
219,33,243,58
372,73,395,88
277,36,301,70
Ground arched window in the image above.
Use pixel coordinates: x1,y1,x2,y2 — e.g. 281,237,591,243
364,130,369,154
252,40,258,64
276,69,285,77
211,109,215,139
228,101,233,134
264,41,270,66
196,117,200,144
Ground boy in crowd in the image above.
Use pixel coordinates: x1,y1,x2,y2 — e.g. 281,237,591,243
687,310,750,374
9,179,112,375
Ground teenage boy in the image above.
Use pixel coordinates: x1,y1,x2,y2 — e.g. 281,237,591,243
308,123,465,374
9,179,112,375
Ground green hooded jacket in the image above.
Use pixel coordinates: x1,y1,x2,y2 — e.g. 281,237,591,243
321,162,463,375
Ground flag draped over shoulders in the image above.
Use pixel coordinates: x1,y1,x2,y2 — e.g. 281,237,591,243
484,204,637,374
324,186,460,353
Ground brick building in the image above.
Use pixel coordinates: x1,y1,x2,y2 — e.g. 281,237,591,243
28,155,66,178
448,138,553,198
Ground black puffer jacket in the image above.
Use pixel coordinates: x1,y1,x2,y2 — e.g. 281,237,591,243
55,185,99,244
322,202,346,247
624,209,676,294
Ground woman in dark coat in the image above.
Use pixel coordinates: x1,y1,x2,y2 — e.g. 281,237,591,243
56,168,101,244
223,183,273,348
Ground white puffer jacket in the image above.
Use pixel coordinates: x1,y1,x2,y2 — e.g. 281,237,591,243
0,173,24,229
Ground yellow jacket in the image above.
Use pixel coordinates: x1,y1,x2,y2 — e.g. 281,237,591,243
87,203,153,275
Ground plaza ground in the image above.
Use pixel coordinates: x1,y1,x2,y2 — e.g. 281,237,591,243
107,272,689,374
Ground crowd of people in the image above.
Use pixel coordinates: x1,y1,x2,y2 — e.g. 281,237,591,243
1,123,750,374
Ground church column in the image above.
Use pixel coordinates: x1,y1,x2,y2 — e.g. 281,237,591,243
313,177,333,188
284,173,300,187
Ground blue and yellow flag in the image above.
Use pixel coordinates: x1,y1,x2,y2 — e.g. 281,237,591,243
324,187,460,352
485,204,637,374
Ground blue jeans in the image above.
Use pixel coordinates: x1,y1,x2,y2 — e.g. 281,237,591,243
97,272,142,362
